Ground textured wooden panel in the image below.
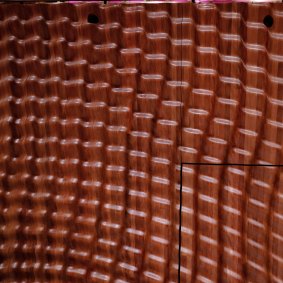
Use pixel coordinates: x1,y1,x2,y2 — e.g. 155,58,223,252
0,2,283,283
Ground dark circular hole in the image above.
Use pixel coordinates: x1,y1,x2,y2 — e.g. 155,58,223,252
263,15,273,28
88,14,99,24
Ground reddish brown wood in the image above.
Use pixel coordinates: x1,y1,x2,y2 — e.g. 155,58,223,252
0,2,283,283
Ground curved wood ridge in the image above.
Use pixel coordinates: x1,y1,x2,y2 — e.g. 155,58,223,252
0,2,283,283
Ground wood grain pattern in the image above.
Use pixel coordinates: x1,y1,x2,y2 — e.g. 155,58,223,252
0,2,283,283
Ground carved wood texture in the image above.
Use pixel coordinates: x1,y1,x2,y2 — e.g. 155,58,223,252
0,2,283,283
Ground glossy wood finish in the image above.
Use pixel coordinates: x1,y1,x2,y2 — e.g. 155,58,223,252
0,2,283,283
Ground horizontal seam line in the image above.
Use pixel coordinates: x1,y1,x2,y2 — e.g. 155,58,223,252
181,163,283,167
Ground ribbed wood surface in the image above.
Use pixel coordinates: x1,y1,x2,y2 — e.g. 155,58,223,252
0,2,283,283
